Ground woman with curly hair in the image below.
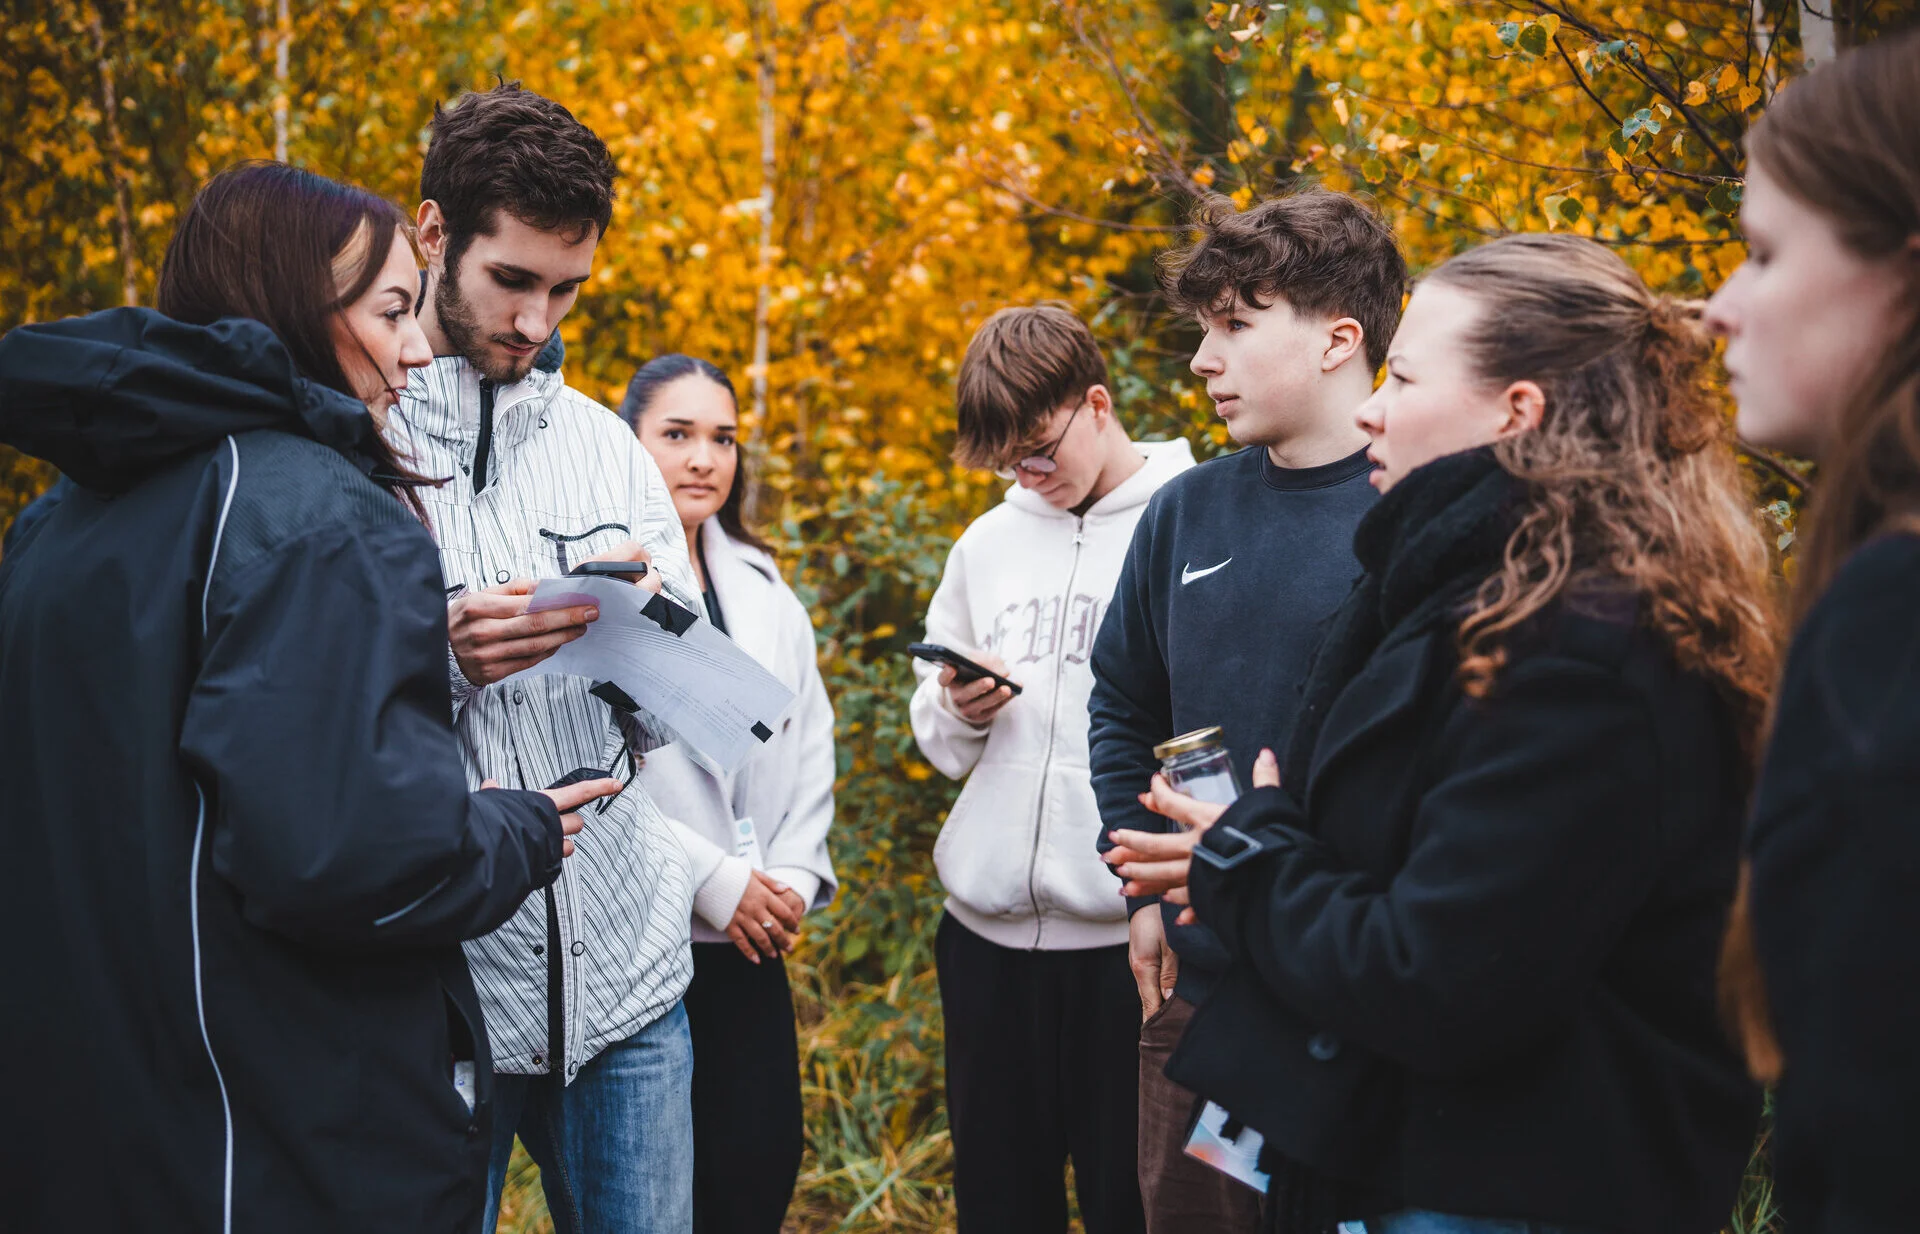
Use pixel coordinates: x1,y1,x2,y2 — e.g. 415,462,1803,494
1106,232,1776,1234
1708,28,1920,1233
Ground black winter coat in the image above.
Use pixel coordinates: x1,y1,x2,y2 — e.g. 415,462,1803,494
1749,533,1920,1234
0,309,565,1234
1168,448,1759,1234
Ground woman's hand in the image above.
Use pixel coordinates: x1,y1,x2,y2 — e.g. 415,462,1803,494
728,869,804,963
1103,749,1278,926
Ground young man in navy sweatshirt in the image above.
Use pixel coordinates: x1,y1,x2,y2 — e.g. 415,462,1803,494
1088,189,1407,1233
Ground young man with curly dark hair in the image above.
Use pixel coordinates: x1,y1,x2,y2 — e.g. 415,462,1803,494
1091,188,1407,1234
391,81,701,1234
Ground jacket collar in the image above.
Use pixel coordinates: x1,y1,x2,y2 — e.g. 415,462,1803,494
1284,446,1524,791
392,354,563,451
699,520,783,667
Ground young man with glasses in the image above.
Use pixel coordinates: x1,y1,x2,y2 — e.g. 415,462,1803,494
910,304,1193,1233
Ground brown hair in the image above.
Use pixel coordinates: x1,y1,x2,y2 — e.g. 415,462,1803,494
1426,234,1778,740
155,160,435,519
1159,187,1408,372
620,354,774,556
1719,27,1920,1086
420,81,618,270
953,303,1109,470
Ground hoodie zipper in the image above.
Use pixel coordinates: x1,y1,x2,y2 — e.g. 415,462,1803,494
470,380,496,493
1024,515,1085,947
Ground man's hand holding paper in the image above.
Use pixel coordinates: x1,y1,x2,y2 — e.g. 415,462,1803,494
449,581,599,687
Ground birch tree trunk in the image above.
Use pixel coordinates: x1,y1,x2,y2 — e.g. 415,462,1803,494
274,0,291,162
86,7,138,306
1800,0,1838,70
751,1,777,438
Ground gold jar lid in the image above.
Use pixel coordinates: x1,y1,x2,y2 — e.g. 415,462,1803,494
1153,726,1226,761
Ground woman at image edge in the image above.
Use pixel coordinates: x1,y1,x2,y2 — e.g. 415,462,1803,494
623,355,838,1234
0,163,613,1232
1109,233,1775,1234
1710,29,1920,1234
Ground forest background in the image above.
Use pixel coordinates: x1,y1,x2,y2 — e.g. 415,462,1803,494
2,0,1908,1229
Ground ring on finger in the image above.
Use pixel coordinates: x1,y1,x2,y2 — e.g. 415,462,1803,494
762,919,776,930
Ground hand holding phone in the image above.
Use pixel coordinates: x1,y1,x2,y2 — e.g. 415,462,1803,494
570,560,649,580
573,540,662,594
909,643,1020,727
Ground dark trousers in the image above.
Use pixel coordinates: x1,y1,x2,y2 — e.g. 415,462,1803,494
683,942,805,1234
935,911,1146,1234
1139,995,1263,1233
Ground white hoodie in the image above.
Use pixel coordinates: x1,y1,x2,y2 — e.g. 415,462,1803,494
911,438,1196,950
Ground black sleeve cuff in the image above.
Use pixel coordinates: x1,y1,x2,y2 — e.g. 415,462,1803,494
511,789,566,887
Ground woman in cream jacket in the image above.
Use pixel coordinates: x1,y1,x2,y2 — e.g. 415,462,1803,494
622,355,836,1234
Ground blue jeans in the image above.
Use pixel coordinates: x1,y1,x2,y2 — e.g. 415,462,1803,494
1343,1213,1594,1234
481,1002,694,1234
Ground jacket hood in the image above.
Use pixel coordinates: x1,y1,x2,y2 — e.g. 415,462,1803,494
0,307,380,492
1003,437,1196,520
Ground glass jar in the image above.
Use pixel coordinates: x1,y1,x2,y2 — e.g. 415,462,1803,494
1153,726,1243,812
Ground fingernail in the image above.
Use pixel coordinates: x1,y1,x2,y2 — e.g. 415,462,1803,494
586,608,599,621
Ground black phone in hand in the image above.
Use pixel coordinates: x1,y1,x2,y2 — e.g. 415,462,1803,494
907,643,1023,697
570,560,649,579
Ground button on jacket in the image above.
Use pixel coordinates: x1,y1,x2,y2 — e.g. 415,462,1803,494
394,355,698,1080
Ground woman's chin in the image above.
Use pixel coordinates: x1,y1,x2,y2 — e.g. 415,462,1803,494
674,495,727,529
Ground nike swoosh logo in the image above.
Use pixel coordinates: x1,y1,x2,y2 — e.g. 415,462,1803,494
1181,557,1232,585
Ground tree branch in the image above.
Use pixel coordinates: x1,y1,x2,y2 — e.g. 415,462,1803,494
1738,439,1813,494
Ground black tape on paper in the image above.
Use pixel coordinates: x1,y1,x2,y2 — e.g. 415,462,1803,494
590,680,641,714
641,592,699,637
751,721,773,743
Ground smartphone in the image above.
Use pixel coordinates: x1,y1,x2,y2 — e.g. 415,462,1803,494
546,766,613,791
570,560,649,579
907,643,1023,697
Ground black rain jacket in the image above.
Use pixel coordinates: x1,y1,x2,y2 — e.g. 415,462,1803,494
1169,448,1759,1234
0,308,565,1234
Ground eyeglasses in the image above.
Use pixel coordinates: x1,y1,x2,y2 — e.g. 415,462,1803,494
993,401,1086,480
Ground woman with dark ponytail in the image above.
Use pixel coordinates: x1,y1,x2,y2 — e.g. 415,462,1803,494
622,354,838,1234
1107,232,1775,1233
1706,28,1920,1232
0,162,613,1233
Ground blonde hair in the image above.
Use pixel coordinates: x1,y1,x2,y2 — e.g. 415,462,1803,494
1425,234,1778,748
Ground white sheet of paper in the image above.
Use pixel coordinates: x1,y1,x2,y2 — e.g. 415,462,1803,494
506,576,794,776
1183,1100,1270,1195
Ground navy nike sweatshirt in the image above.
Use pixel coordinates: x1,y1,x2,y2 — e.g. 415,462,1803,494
1089,444,1377,1004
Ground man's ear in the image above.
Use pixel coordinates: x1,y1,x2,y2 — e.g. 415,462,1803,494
416,200,448,269
1087,383,1114,422
1323,317,1366,373
1499,380,1547,436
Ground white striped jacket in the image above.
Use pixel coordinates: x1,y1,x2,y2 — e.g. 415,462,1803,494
391,356,696,1080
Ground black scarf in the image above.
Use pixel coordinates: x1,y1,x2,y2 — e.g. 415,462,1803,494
1281,446,1525,794
1262,447,1524,1233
